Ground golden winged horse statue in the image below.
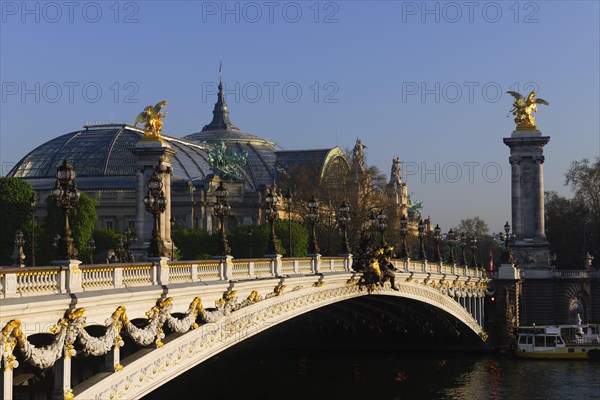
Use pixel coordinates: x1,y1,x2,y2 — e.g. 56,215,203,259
507,90,549,130
134,100,168,140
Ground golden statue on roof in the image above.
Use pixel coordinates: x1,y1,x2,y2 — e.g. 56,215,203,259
134,100,168,140
507,90,549,131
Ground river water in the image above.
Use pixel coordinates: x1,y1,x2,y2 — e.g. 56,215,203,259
145,297,600,400
146,347,600,400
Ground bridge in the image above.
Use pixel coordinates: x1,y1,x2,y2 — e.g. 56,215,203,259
1,255,487,400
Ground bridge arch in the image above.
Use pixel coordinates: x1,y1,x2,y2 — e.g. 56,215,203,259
73,278,485,399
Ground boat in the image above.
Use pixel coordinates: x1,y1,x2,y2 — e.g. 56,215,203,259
514,322,600,360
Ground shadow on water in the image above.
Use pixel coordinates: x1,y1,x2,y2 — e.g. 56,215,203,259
143,297,600,400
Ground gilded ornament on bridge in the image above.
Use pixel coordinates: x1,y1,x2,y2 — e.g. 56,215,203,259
507,90,549,131
273,284,286,296
134,100,168,141
247,291,260,303
357,246,399,293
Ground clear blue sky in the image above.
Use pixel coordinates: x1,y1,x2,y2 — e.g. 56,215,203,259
1,0,598,231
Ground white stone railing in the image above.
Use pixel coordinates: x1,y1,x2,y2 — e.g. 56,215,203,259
0,255,487,299
555,270,592,279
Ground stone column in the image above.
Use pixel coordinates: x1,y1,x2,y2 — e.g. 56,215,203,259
533,155,546,239
509,156,522,236
503,130,550,268
131,138,176,260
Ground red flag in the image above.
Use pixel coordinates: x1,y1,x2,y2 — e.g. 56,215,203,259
489,248,494,272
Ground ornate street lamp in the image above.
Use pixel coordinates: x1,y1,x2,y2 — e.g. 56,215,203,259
337,201,351,254
30,192,37,267
87,238,95,264
124,227,136,262
188,181,196,229
144,168,168,258
418,218,427,261
459,232,468,266
213,181,232,256
368,209,377,241
470,236,478,268
264,187,280,255
51,159,81,260
434,224,442,263
116,238,126,262
170,217,176,260
446,228,457,264
11,230,26,267
282,188,293,256
377,209,387,247
399,216,410,259
52,233,60,259
307,195,320,255
502,221,515,264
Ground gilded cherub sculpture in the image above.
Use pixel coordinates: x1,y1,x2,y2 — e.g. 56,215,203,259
134,100,168,139
507,90,549,131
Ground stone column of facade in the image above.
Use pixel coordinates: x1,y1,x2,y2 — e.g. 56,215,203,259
131,139,177,260
503,130,551,269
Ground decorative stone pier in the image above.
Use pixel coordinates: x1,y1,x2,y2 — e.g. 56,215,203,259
503,129,551,269
131,137,177,261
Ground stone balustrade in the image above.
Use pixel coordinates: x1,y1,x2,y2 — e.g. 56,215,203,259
0,255,486,299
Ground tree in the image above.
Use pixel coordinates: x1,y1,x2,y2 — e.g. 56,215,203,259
545,191,591,269
37,193,98,264
92,229,125,262
172,221,310,261
453,217,489,238
0,177,35,265
276,144,388,259
565,158,600,226
171,228,216,260
565,158,600,267
452,216,498,269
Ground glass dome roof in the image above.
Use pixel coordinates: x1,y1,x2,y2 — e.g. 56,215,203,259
9,124,213,184
8,81,343,192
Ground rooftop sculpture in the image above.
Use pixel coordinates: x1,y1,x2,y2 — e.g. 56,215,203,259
507,90,549,131
134,100,168,140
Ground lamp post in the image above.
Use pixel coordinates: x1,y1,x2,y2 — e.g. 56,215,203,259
377,209,387,247
51,159,81,260
52,233,60,259
282,188,293,256
30,192,37,267
459,232,468,266
87,238,95,264
170,217,176,260
399,216,410,259
307,195,320,255
446,229,457,264
470,236,478,268
337,201,351,254
502,221,515,264
124,227,136,262
264,187,280,255
11,230,26,267
434,224,442,263
418,218,427,261
116,238,125,262
213,181,232,256
368,209,377,241
248,226,254,257
144,168,167,258
188,181,196,229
